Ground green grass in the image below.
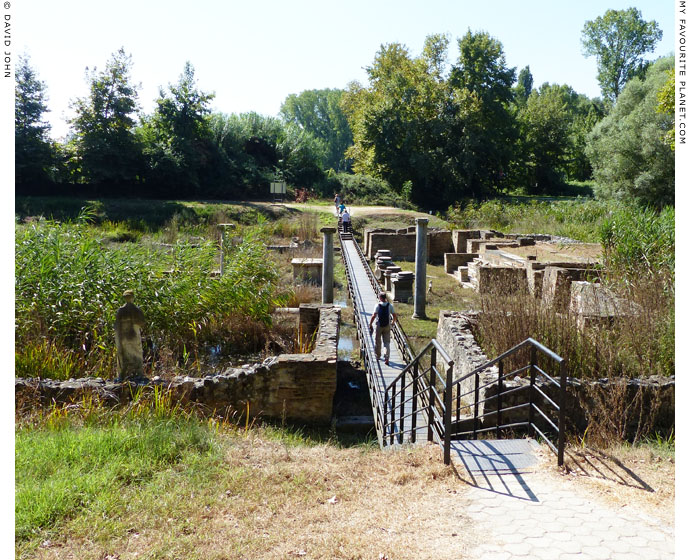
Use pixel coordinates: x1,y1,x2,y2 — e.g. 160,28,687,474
445,198,618,242
16,413,221,551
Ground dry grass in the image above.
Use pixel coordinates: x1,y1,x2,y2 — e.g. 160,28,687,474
27,434,476,560
500,241,602,263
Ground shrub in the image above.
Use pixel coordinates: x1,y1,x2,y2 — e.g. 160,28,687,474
322,173,415,209
599,204,674,279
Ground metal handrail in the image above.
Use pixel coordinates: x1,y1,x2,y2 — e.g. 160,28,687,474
451,338,568,466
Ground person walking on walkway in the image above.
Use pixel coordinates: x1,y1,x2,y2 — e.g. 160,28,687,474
334,193,341,213
341,208,351,233
368,292,397,365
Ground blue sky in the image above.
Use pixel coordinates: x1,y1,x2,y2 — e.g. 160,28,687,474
14,0,676,139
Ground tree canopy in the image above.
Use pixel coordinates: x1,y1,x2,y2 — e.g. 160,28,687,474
280,88,353,172
15,55,55,184
581,8,662,103
68,47,143,185
585,56,674,208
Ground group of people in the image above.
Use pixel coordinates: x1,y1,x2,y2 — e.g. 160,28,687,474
334,193,396,365
334,192,351,233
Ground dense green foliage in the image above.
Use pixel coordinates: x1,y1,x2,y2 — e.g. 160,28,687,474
15,19,673,211
15,55,56,184
280,88,353,172
586,57,674,208
446,198,616,242
67,48,144,185
15,213,284,378
581,7,662,102
342,32,518,207
599,204,675,278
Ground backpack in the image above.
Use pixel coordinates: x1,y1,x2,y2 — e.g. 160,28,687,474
377,302,390,327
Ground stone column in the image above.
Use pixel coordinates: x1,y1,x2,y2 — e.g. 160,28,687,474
321,226,337,304
413,217,428,319
217,223,235,275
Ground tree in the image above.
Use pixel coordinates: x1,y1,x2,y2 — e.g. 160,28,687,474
15,55,55,184
581,8,662,103
448,30,517,197
514,66,533,105
69,48,143,185
140,62,217,193
514,84,571,193
342,31,517,207
585,56,674,208
342,38,451,205
280,88,352,172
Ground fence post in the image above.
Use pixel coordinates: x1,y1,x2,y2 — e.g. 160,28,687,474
497,360,503,439
529,345,536,438
399,369,406,444
390,380,396,446
411,361,419,443
473,371,480,439
443,361,454,465
558,360,568,466
427,347,437,442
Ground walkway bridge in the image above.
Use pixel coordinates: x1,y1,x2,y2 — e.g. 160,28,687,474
338,224,568,472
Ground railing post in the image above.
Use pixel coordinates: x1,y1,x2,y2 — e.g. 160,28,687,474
496,360,503,439
411,361,419,443
558,360,568,467
399,369,406,444
528,345,537,438
383,388,388,445
473,371,479,439
427,347,437,442
443,362,454,465
390,380,396,446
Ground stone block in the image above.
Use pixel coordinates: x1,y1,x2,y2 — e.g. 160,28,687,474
569,281,641,330
291,258,323,284
542,266,598,312
444,253,480,274
452,230,481,253
392,275,414,302
475,266,528,295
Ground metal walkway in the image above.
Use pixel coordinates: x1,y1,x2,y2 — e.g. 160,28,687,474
338,225,568,471
339,231,428,446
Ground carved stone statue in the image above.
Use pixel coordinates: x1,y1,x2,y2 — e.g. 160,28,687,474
115,289,145,380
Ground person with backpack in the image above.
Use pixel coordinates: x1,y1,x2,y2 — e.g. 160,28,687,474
368,292,398,365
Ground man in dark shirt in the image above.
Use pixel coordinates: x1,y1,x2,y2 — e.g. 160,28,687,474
368,292,398,365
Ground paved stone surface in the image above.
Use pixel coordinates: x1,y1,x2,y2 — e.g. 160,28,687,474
461,471,674,559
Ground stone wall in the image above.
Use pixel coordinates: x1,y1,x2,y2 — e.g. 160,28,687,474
444,253,479,274
436,311,497,416
452,230,481,253
542,265,599,312
367,232,417,261
472,265,528,294
365,228,453,263
16,305,341,425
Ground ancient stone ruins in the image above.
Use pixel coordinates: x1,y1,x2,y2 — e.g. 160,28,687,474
16,222,670,434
